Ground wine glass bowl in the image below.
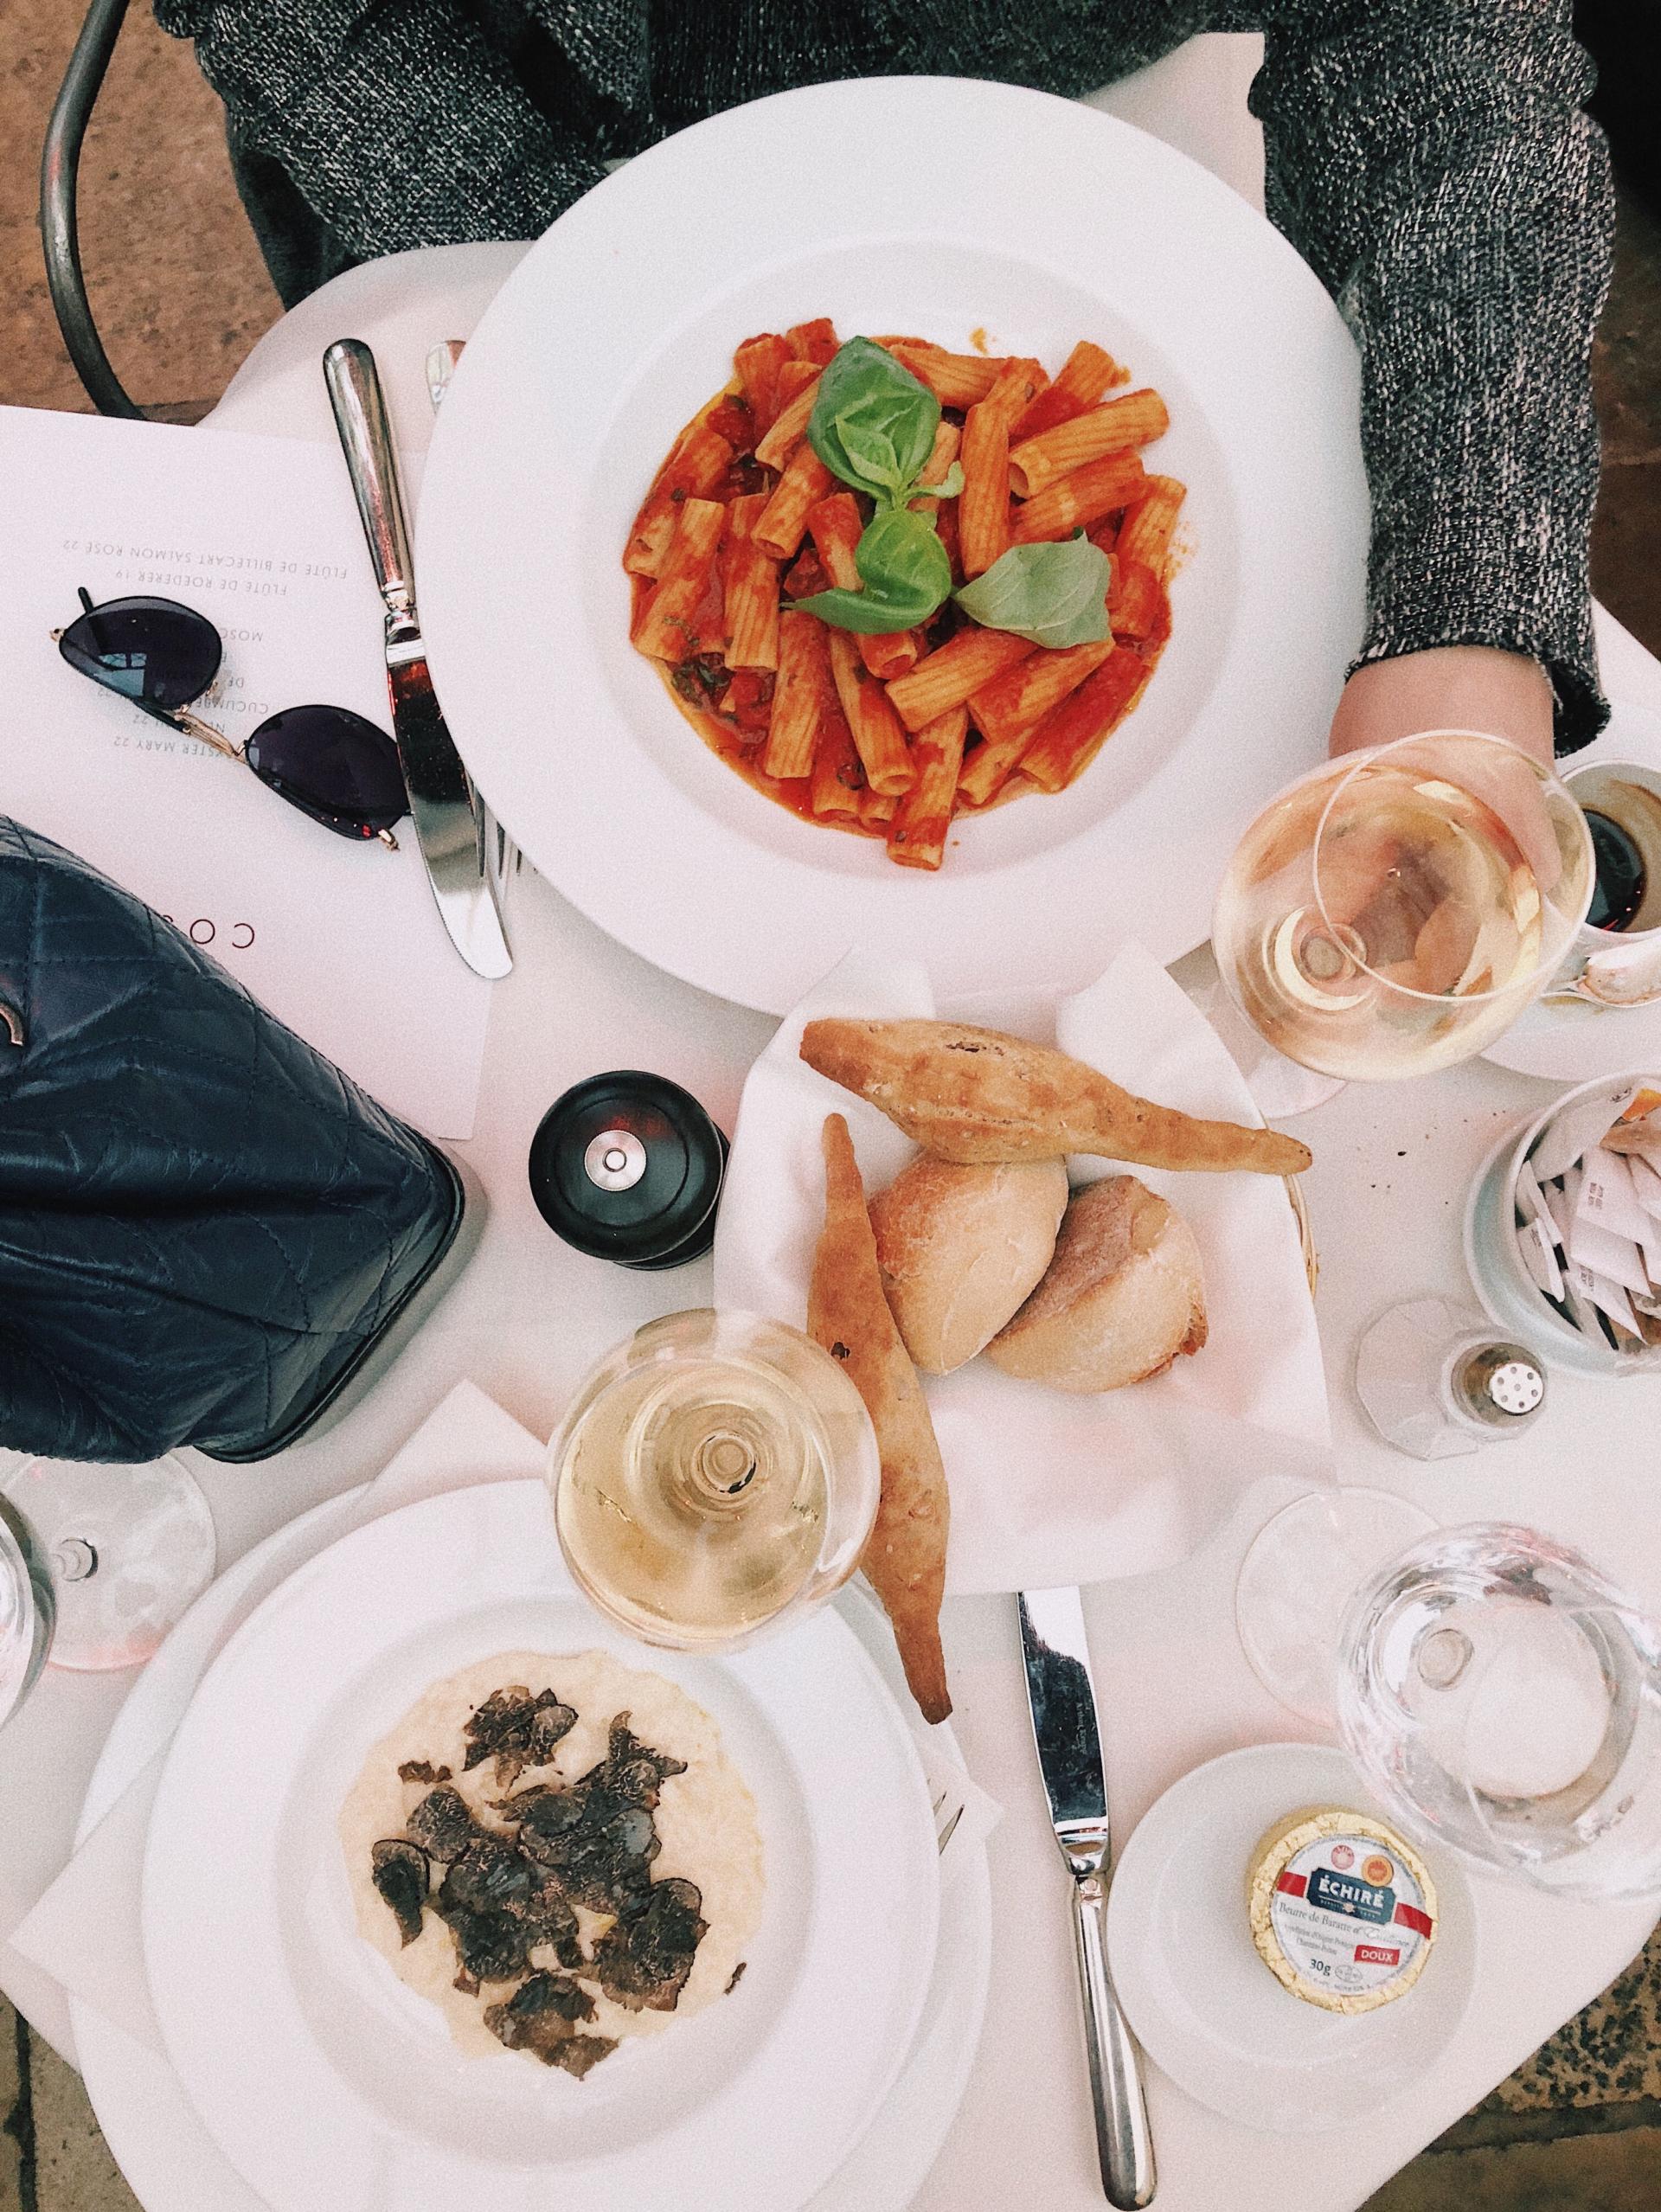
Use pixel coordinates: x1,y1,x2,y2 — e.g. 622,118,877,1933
548,1309,881,1653
1214,730,1594,1081
0,1452,215,1682
1336,1523,1661,1900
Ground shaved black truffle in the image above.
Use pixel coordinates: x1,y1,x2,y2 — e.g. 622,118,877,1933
484,1972,617,2076
504,1715,686,1912
369,1838,429,1946
436,1837,582,1972
591,1878,708,2013
405,1784,479,1863
439,1837,533,1916
464,1686,578,1788
444,1904,532,1984
397,1760,452,1786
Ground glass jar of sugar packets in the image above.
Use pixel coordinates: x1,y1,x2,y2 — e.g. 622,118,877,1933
1355,1297,1545,1459
1465,1073,1661,1379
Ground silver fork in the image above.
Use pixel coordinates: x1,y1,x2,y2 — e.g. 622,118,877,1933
932,1782,965,1856
425,340,523,903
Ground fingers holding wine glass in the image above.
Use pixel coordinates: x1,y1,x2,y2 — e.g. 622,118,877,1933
1214,729,1594,1082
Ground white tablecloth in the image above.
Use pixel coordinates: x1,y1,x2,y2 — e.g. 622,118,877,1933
5,35,1661,2212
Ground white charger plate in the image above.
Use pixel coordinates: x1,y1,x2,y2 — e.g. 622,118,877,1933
139,1483,941,2212
1107,1743,1476,2132
1484,699,1661,1081
74,1492,991,2212
418,75,1366,1016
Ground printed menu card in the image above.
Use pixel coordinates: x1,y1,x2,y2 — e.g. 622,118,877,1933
0,405,491,1138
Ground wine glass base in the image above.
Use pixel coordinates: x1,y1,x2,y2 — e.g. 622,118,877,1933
1189,966,1348,1119
1235,1489,1436,1726
3,1455,216,1671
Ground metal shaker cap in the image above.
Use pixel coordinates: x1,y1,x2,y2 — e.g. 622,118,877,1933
1453,1342,1546,1427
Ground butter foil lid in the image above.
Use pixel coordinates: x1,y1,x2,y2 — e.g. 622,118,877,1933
1248,1808,1438,2015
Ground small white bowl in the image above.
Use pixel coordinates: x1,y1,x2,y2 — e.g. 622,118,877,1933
1464,1072,1661,1379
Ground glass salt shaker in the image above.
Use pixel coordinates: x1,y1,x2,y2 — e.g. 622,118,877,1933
1355,1296,1546,1461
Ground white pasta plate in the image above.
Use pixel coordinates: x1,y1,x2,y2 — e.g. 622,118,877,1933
418,75,1367,1015
140,1484,940,2212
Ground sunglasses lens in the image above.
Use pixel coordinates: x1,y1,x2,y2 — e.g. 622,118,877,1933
245,707,408,839
59,597,221,709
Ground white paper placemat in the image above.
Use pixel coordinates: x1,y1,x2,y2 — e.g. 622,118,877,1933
0,406,491,1138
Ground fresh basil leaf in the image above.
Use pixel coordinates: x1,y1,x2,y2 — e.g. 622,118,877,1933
836,416,904,495
914,460,965,503
953,533,1113,649
856,508,952,605
789,506,952,634
789,585,933,636
809,338,941,507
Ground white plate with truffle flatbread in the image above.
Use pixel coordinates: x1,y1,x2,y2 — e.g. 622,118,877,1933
418,74,1367,1016
1107,1744,1477,2132
140,1482,941,2212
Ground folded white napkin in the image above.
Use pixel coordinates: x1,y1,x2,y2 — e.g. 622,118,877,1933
12,1379,994,2063
714,946,1332,1593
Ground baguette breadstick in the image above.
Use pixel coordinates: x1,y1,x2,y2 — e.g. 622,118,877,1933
807,1114,952,1723
800,1019,1311,1177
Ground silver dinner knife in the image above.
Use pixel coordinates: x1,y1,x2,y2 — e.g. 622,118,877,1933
323,337,512,979
1018,1586,1156,2208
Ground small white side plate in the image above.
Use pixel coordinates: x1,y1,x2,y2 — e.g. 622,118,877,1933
1107,1742,1476,2132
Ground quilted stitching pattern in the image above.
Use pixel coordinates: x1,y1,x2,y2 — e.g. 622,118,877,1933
0,820,460,1461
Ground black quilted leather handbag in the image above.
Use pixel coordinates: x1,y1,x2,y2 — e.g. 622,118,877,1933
0,819,472,1462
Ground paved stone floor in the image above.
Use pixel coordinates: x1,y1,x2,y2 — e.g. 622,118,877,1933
2,4,1659,2209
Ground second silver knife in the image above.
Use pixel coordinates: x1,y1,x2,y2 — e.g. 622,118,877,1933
1019,1584,1156,2208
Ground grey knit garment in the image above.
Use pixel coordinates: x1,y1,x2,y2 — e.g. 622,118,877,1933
156,0,1614,752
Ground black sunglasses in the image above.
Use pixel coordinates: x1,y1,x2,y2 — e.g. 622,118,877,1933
55,590,408,845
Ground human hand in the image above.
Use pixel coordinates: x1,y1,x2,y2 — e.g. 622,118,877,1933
1320,651,1567,995
1328,645,1555,767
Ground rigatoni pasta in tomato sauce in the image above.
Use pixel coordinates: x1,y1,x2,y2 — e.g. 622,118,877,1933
625,319,1183,873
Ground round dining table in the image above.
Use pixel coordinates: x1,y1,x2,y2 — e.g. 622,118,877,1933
4,32,1661,2212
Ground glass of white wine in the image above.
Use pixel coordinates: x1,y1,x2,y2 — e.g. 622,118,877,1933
1214,728,1594,1080
548,1309,881,1653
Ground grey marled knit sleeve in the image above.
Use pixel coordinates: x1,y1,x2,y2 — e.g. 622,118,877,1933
156,0,609,289
1240,0,1614,752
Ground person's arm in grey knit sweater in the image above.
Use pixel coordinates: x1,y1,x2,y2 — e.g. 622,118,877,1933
153,0,611,281
1237,0,1613,755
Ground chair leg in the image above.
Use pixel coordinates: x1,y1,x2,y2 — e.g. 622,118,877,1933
40,0,144,419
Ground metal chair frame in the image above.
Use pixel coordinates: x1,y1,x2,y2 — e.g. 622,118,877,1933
41,0,144,418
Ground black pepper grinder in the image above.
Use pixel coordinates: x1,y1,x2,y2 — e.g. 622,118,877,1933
529,1073,728,1270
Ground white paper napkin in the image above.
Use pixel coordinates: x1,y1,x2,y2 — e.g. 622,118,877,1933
714,946,1332,1594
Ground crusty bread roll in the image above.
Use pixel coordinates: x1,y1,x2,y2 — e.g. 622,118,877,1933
984,1175,1206,1394
869,1156,1068,1375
